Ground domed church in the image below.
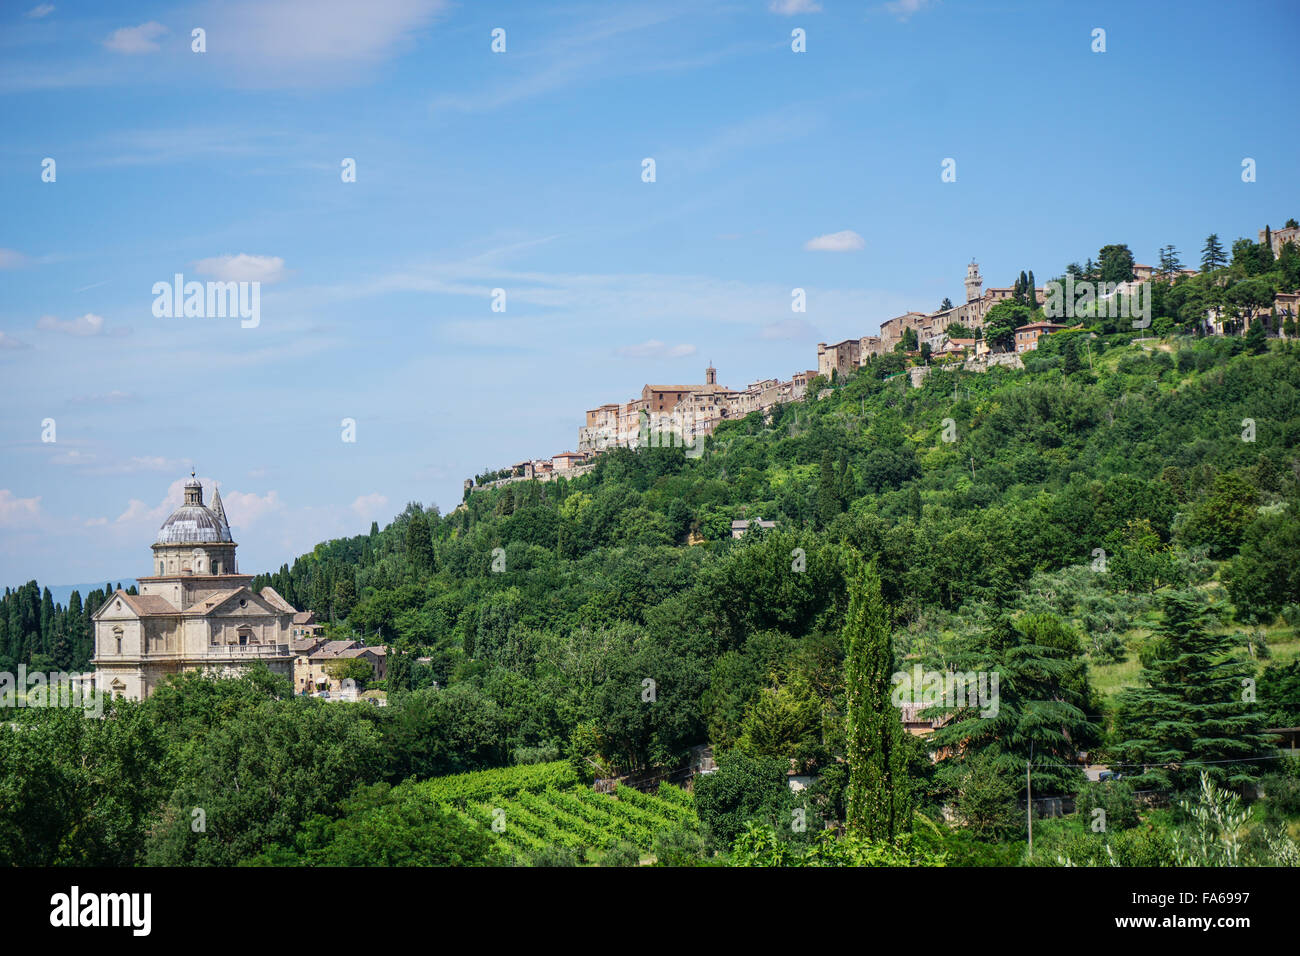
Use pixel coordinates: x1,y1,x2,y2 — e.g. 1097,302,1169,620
92,473,298,700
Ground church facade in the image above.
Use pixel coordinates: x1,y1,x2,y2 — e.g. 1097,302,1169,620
92,474,297,700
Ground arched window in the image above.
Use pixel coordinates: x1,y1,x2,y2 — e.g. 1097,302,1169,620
113,626,123,655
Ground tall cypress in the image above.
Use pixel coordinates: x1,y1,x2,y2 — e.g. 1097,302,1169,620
816,451,839,530
844,558,911,840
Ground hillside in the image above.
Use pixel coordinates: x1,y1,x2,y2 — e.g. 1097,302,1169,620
252,331,1300,772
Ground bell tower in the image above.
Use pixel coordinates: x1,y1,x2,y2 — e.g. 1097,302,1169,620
964,260,983,303
705,363,717,386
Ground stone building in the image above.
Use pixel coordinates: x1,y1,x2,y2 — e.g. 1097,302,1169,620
1260,223,1300,258
816,339,860,380
91,473,297,700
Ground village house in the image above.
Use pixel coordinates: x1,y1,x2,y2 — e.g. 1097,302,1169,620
292,637,387,697
1014,321,1069,353
730,518,777,538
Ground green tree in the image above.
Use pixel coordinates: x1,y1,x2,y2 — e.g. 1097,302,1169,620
406,509,434,572
843,560,910,840
266,782,499,866
0,697,167,866
1179,472,1257,558
816,450,841,529
693,752,792,849
982,301,1030,352
1158,244,1183,277
1097,244,1136,284
1114,591,1274,792
332,577,357,619
1201,233,1227,272
1224,514,1300,623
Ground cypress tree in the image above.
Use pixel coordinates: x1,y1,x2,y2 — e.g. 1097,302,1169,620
406,510,435,573
836,452,853,509
844,558,911,840
816,451,839,530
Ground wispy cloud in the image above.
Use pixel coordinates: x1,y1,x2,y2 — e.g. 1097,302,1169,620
0,333,31,351
0,490,42,527
431,5,708,114
805,230,865,252
882,0,936,21
0,249,31,269
351,493,389,519
36,313,129,337
50,450,96,466
769,0,822,14
66,390,136,407
196,0,449,87
103,22,169,55
761,318,819,340
615,340,697,359
194,254,287,284
26,4,55,18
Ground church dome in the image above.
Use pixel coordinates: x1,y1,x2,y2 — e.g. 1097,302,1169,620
155,473,233,544
156,505,232,544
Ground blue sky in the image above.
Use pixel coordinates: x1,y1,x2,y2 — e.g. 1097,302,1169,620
1,0,1297,587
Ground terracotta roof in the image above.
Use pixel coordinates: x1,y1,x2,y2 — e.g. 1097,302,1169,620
260,586,295,613
119,591,180,616
190,588,244,615
309,640,359,660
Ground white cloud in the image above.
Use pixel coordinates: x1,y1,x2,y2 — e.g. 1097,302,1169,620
103,21,169,54
117,456,185,474
804,230,865,252
37,313,107,336
221,489,283,529
0,249,30,269
115,497,166,525
25,4,55,18
50,450,96,466
0,490,42,527
351,493,389,520
0,332,30,350
194,253,287,284
197,0,448,86
761,318,819,340
882,0,935,20
66,390,136,406
769,0,822,14
85,517,108,527
615,340,697,359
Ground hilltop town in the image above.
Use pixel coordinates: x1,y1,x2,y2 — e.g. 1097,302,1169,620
467,222,1299,491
